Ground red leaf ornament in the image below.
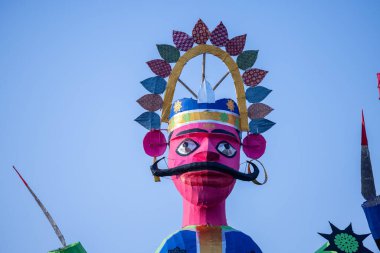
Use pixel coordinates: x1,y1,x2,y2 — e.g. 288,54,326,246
210,22,228,47
173,31,194,51
146,59,172,78
192,19,210,44
247,103,273,119
137,94,163,112
225,34,247,56
242,68,268,86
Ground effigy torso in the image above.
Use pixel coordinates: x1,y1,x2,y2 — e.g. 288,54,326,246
156,226,262,253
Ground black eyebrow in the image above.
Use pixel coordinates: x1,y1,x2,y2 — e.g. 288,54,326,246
211,129,238,138
176,128,208,136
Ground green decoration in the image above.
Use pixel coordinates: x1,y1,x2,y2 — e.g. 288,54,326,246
315,242,336,253
49,242,87,253
334,233,359,253
234,118,240,128
237,50,258,70
318,222,371,253
182,113,191,122
169,119,175,129
220,113,228,122
157,44,180,63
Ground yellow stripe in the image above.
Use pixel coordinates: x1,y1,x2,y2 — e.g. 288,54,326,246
168,111,240,132
197,226,222,253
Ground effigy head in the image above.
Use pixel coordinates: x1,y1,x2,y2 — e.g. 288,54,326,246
167,98,241,206
136,19,275,206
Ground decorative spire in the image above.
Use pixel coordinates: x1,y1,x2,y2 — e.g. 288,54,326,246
197,79,215,103
12,166,67,248
361,111,376,201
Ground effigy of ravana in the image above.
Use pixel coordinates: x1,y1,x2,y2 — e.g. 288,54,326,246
136,19,274,252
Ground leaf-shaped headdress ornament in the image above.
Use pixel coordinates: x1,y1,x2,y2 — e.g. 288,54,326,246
136,19,275,135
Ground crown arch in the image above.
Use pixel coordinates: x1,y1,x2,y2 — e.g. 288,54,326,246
161,44,249,131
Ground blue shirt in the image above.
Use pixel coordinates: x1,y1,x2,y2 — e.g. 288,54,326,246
156,225,262,253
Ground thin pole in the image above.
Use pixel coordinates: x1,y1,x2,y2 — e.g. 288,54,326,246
202,53,206,83
153,157,160,182
178,78,198,98
213,72,230,91
12,166,67,248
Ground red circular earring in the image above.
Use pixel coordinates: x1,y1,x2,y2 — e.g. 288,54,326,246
242,134,266,159
143,130,167,157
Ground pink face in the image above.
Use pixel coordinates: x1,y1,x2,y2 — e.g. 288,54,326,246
168,122,241,207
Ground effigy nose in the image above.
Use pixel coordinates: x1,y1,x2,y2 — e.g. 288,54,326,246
194,151,220,161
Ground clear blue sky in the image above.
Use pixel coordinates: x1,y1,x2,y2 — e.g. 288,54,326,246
1,1,379,252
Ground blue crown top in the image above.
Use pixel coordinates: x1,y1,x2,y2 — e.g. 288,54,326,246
169,98,240,119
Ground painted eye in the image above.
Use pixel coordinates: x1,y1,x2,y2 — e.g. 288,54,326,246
176,139,199,156
216,141,237,157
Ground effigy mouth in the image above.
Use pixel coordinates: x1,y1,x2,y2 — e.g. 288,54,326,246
150,157,259,182
180,170,234,187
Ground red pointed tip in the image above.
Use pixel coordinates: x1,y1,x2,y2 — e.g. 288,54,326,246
362,110,368,146
12,166,29,187
377,73,380,99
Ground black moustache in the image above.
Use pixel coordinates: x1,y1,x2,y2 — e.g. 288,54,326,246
150,157,259,181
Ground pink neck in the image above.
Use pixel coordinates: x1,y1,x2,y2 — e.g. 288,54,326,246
182,200,227,227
